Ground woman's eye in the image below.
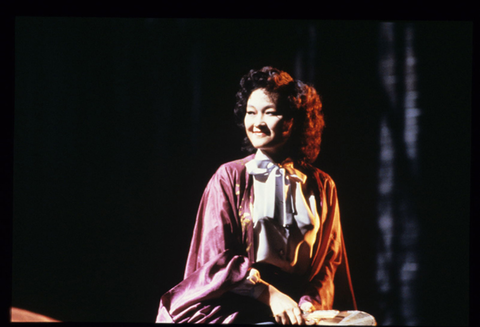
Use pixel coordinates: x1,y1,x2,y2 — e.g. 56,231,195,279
266,111,277,116
246,111,255,115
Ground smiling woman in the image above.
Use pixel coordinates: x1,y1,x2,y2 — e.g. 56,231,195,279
155,67,356,324
235,67,324,166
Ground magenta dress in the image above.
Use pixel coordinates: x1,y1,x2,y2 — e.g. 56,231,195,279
155,154,356,323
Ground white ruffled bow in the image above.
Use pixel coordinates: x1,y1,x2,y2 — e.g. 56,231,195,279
245,157,306,227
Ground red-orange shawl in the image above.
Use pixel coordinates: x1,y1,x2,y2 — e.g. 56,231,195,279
156,154,356,323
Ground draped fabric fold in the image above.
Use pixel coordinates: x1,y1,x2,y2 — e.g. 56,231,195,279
156,250,251,324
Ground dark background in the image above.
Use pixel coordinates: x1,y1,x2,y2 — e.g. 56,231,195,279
11,18,471,325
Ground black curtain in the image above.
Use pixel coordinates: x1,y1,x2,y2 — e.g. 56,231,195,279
13,18,471,325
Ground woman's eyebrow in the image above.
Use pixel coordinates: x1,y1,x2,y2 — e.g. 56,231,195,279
246,104,276,111
255,105,276,109
262,105,277,111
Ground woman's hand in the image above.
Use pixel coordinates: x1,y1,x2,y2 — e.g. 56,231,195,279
300,302,316,325
258,283,305,325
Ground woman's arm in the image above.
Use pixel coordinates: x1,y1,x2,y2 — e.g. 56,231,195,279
157,163,251,323
298,233,343,310
298,174,345,311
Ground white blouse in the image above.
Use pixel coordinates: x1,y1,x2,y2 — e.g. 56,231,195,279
245,150,321,276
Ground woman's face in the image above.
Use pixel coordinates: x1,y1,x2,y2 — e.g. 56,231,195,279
244,88,293,156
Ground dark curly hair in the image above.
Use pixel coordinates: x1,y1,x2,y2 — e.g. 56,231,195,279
234,66,325,165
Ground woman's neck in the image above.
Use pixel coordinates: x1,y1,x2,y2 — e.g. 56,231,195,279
258,147,290,164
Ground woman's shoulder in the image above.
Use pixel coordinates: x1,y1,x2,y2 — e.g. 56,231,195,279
302,164,336,188
217,154,256,173
208,154,255,183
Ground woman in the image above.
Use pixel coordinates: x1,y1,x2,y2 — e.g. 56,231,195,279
156,67,356,324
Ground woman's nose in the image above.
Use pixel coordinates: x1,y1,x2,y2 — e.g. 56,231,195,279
254,114,265,127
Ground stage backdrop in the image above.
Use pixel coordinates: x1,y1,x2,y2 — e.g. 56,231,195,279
13,18,471,325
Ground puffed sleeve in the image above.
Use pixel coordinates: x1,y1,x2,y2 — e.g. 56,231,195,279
184,164,246,277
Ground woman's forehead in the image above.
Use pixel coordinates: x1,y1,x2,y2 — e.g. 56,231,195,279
247,89,278,107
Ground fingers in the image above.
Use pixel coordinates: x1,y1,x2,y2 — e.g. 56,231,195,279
286,309,296,325
275,307,305,325
275,312,288,325
291,307,304,325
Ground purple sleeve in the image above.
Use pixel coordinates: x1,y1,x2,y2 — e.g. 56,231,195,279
156,250,251,323
156,164,253,323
